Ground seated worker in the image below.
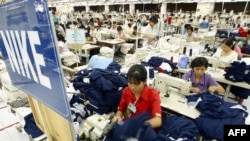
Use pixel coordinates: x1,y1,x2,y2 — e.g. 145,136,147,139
85,33,100,59
87,22,100,40
238,30,250,54
114,26,134,55
141,15,158,48
131,25,139,37
185,26,198,42
246,30,250,45
212,37,238,69
112,64,162,128
85,23,102,59
243,30,250,45
57,41,80,68
229,36,243,60
54,22,66,42
199,17,209,29
182,57,225,94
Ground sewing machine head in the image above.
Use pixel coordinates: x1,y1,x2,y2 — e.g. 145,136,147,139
203,56,221,72
152,73,191,97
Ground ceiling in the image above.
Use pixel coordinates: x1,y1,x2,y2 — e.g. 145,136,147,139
47,0,249,6
48,0,249,5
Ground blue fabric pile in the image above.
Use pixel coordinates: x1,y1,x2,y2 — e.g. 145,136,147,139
158,115,199,141
224,61,250,99
70,65,127,114
105,112,199,141
105,112,157,141
186,92,248,141
244,71,250,84
224,61,247,82
24,113,44,138
217,30,228,38
142,56,177,74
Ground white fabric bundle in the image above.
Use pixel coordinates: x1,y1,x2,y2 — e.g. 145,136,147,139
120,43,133,54
99,46,114,58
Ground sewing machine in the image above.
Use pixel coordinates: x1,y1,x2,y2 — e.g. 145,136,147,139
152,73,191,97
79,112,114,141
204,56,220,72
152,73,200,119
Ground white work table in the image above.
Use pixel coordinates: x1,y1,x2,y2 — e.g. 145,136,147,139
67,44,101,64
98,39,125,59
148,76,200,119
160,91,200,119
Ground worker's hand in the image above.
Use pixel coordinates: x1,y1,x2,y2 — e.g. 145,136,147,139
112,116,122,124
208,86,217,93
190,87,201,93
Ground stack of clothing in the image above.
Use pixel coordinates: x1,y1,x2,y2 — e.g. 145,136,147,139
187,92,248,141
105,112,199,141
142,56,177,74
224,61,250,99
70,63,127,114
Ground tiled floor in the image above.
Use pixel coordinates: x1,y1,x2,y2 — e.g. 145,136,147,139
0,100,31,141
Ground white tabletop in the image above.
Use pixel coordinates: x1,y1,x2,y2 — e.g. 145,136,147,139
98,39,125,45
160,90,200,119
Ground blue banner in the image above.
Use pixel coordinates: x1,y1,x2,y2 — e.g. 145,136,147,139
0,0,72,121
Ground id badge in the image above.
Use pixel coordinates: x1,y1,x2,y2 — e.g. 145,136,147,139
128,103,136,113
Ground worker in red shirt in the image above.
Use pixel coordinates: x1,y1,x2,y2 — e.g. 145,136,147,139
112,64,162,128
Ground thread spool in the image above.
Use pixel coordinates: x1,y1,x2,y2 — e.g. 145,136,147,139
183,47,186,55
149,67,154,79
73,122,80,133
189,49,192,56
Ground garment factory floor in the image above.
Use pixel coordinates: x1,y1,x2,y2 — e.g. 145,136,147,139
1,86,250,141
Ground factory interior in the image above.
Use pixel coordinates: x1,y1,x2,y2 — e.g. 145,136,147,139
0,0,250,141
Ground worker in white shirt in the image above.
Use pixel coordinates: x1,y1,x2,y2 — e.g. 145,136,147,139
57,41,80,67
141,15,158,48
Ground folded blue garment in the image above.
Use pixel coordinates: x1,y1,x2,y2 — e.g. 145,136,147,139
178,56,190,69
88,55,113,69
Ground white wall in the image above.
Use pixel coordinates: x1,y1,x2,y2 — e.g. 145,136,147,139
56,4,74,13
196,2,215,16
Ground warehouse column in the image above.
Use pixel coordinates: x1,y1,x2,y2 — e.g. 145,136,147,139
129,4,135,16
105,4,109,13
86,6,90,12
196,2,215,17
160,3,167,19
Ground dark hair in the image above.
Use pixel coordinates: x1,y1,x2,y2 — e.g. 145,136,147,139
222,37,235,49
184,24,191,29
128,23,132,28
186,26,193,32
117,25,122,31
190,57,209,69
127,64,147,84
149,16,158,24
